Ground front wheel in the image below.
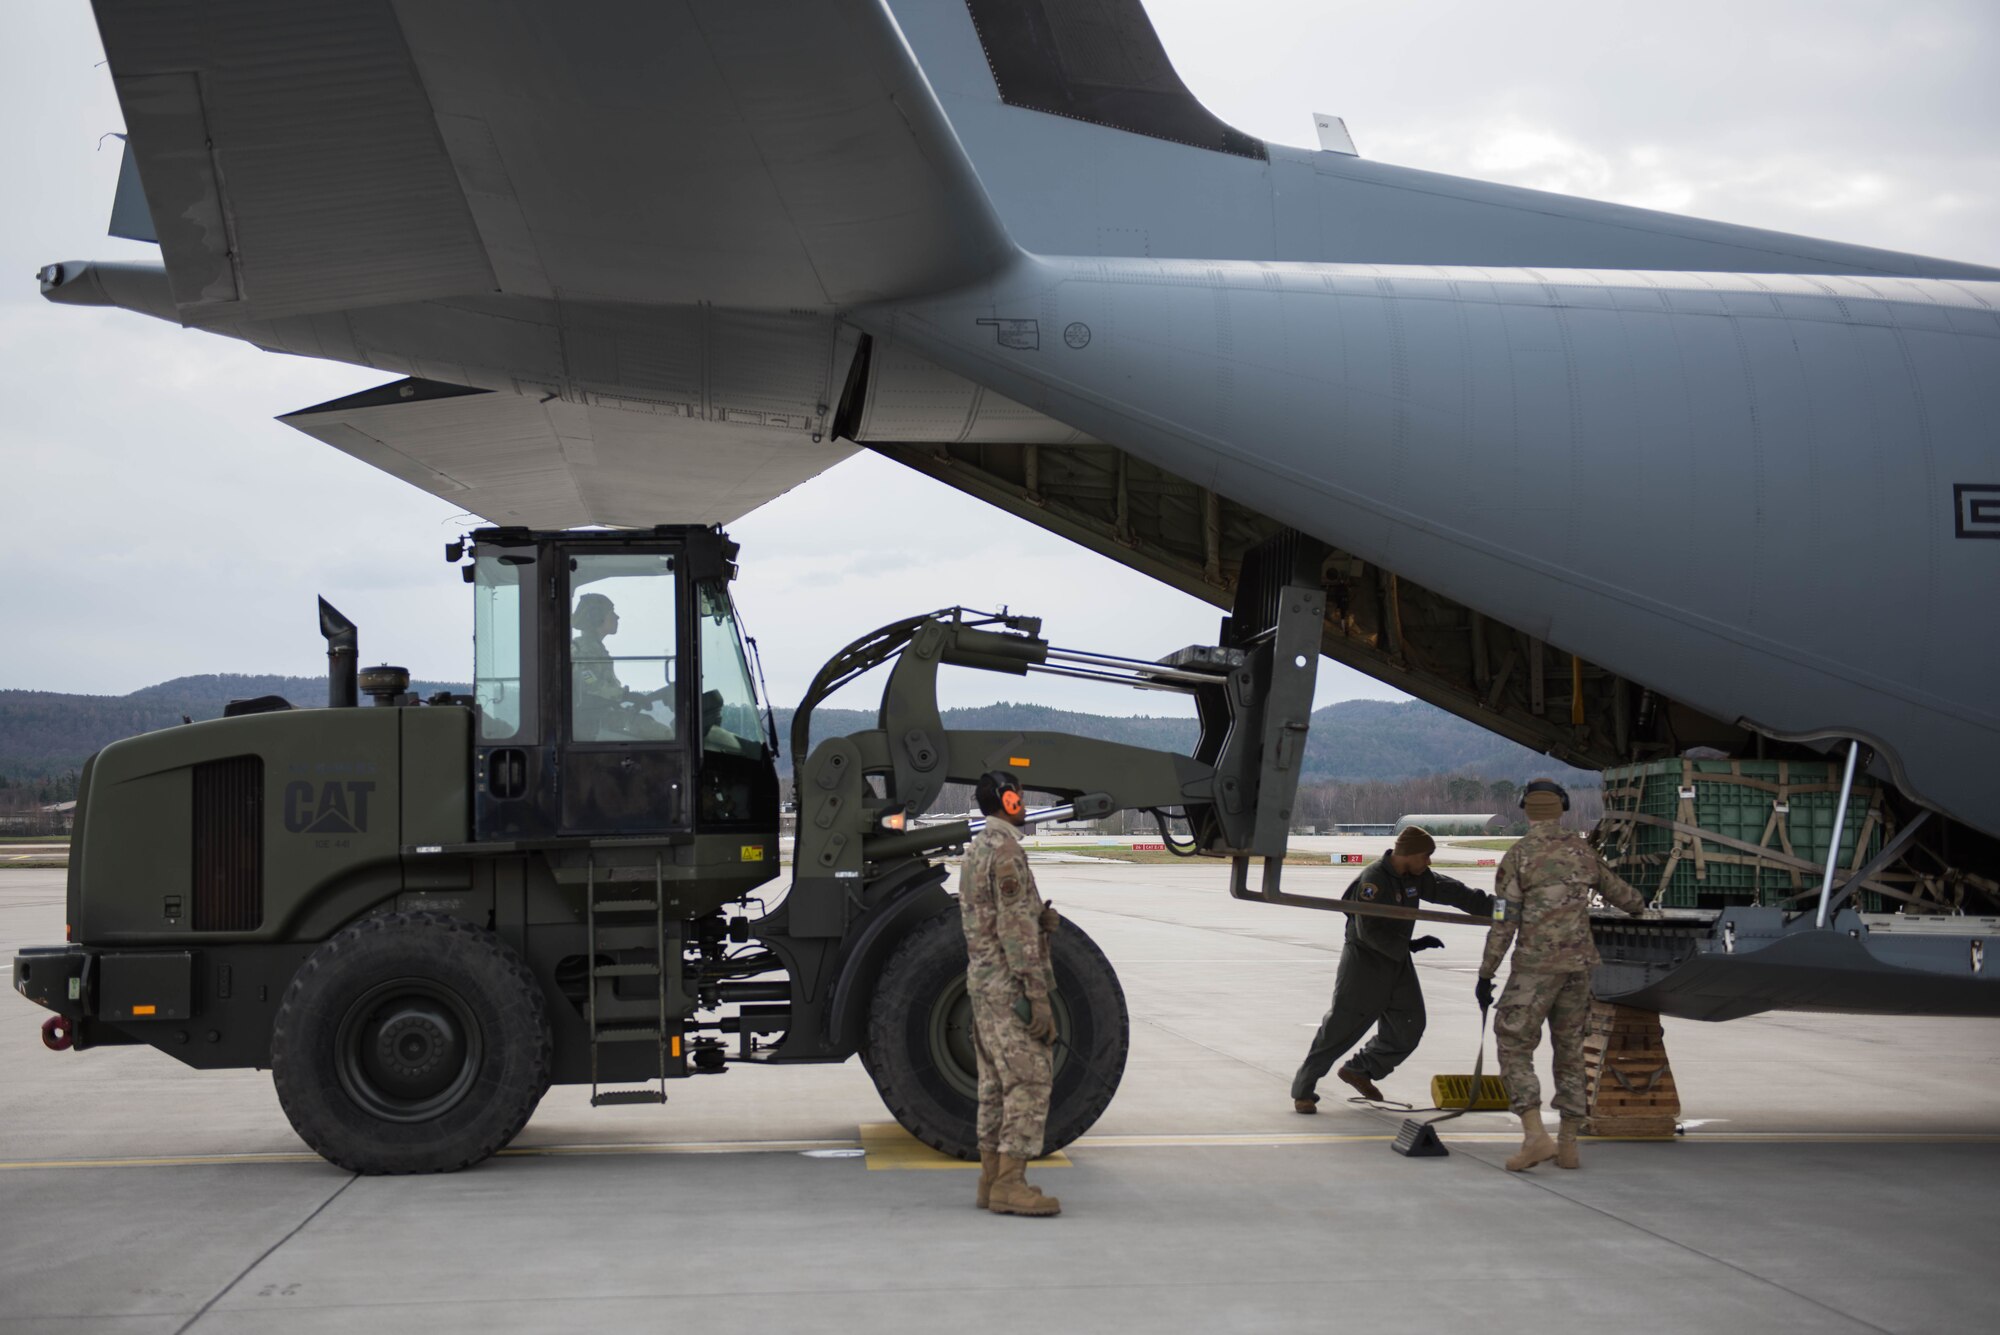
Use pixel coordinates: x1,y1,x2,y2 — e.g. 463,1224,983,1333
862,908,1128,1159
272,912,552,1174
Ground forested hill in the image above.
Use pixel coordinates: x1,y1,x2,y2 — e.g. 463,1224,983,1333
0,675,467,782
3,678,1590,787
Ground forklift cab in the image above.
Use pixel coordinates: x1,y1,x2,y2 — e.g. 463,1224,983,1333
463,526,777,841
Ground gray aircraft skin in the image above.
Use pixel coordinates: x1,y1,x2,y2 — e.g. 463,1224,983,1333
35,0,2000,1015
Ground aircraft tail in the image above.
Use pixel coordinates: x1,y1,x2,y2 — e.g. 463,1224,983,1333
893,0,2000,280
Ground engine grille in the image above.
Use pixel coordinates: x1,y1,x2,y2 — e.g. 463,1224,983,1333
192,756,263,931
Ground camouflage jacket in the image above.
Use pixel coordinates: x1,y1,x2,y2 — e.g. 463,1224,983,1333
571,632,625,702
960,821,1053,999
1343,853,1492,959
1481,822,1648,976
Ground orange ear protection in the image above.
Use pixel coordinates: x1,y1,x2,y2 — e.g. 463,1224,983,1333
977,769,1025,819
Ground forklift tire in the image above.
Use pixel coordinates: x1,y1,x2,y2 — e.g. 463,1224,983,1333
862,908,1129,1160
272,912,553,1174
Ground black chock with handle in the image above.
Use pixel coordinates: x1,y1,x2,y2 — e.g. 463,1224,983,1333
1392,1000,1493,1159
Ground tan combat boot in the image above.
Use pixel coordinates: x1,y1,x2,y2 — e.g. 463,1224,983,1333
1557,1118,1584,1170
987,1155,1061,1216
1506,1108,1558,1172
975,1150,1000,1208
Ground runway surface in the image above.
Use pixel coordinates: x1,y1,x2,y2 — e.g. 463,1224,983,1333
4,860,1997,1333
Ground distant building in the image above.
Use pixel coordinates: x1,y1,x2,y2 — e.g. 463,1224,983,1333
1330,823,1397,837
1396,813,1498,837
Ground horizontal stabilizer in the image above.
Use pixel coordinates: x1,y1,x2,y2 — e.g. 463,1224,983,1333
279,379,854,528
98,0,1013,323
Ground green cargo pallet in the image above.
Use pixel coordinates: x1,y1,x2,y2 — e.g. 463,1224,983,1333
1594,758,1888,912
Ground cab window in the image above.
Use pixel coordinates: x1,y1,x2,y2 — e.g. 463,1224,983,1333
569,553,678,743
696,580,769,760
473,552,533,742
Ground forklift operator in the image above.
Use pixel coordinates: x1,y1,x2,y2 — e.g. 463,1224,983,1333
571,592,673,741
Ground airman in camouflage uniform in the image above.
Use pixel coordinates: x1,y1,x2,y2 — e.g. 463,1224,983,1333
571,593,671,741
959,770,1061,1217
1479,779,1649,1171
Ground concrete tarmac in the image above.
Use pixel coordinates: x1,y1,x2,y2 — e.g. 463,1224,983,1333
4,860,1998,1333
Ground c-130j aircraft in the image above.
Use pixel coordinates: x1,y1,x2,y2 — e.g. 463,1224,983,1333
37,0,2000,1020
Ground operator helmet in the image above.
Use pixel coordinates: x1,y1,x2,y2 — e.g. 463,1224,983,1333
572,592,614,631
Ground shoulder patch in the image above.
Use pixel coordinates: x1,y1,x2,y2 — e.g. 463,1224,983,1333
1360,883,1379,900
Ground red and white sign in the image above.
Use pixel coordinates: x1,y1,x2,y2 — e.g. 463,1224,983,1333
1338,853,1366,864
1132,842,1166,851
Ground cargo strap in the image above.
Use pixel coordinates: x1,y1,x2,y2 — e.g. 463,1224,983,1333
1605,1062,1669,1095
1387,1004,1495,1157
1598,759,1883,907
1753,761,1800,892
1596,810,1913,906
1388,1005,1492,1126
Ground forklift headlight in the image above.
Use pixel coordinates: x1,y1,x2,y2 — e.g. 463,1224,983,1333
878,811,907,833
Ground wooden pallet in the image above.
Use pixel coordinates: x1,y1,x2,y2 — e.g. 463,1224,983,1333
1583,1002,1680,1138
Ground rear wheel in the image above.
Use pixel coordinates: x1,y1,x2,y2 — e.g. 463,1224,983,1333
272,912,552,1174
862,907,1128,1159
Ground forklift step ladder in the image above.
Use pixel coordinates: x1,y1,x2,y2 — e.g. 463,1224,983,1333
586,854,671,1107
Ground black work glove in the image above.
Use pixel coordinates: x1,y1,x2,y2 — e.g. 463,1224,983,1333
1409,935,1444,952
1475,976,1496,1011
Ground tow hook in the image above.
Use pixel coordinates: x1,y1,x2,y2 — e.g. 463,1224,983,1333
41,1016,74,1051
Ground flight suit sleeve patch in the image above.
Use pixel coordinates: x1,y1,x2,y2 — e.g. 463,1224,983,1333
1359,883,1379,900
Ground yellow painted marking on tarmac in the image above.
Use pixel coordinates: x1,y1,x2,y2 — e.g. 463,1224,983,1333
0,1140,860,1172
497,1138,853,1159
1079,1133,1397,1147
5,1129,1998,1172
0,1152,328,1171
859,1121,1069,1171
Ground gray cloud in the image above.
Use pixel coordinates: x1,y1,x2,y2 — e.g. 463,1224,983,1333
1151,0,2000,265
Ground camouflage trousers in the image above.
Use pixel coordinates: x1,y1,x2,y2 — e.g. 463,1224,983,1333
1494,969,1593,1118
968,983,1053,1159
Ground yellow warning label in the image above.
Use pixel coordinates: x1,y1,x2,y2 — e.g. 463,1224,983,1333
740,845,765,862
1008,756,1031,768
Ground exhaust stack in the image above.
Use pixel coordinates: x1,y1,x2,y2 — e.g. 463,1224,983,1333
318,599,358,708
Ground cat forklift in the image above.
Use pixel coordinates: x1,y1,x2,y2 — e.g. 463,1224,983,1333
14,526,1328,1172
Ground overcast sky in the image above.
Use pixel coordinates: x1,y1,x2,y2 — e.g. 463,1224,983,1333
1,1,1994,714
